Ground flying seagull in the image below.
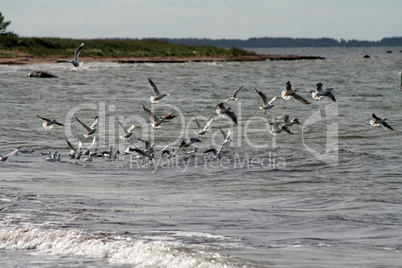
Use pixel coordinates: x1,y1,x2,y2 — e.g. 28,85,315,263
311,82,336,102
142,105,173,130
148,78,170,104
118,121,135,140
76,116,99,138
269,122,287,136
224,86,243,103
219,128,232,147
55,43,85,68
194,116,214,138
216,102,238,125
281,81,310,104
370,113,394,131
0,147,20,163
36,115,64,129
276,115,301,127
255,88,276,114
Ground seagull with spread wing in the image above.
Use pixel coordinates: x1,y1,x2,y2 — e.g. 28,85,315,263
55,43,85,69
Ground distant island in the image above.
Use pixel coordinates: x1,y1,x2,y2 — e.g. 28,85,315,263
155,37,402,48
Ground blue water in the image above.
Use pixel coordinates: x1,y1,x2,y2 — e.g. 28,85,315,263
1,47,401,267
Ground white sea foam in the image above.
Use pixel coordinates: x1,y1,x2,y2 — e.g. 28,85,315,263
0,227,231,268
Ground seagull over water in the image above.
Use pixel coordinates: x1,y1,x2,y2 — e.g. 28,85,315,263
55,43,85,69
36,115,64,129
118,121,135,140
148,78,170,104
281,81,310,104
255,88,276,114
219,128,232,147
0,147,20,163
143,105,174,130
370,113,394,131
194,116,214,138
276,115,301,127
224,86,243,103
216,103,238,125
311,82,336,102
76,116,99,138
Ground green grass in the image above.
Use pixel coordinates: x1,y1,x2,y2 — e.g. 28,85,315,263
0,36,255,57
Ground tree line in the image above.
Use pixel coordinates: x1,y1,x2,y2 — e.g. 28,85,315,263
157,37,402,48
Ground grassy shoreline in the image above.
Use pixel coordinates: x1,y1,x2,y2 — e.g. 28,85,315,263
0,36,255,58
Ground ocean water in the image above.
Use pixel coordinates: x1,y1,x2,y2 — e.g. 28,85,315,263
0,47,401,267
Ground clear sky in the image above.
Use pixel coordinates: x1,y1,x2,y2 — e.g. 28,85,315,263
2,0,401,41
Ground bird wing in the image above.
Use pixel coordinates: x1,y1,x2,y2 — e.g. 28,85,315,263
268,96,277,105
89,116,99,129
255,88,268,105
162,112,175,120
53,120,64,126
74,43,85,61
75,117,91,131
127,124,135,132
5,148,20,157
118,120,127,133
372,113,379,120
292,93,311,104
326,91,336,102
203,116,214,131
148,78,161,96
143,105,159,123
36,115,50,122
66,139,76,151
87,136,97,150
382,122,394,131
194,116,201,130
225,109,238,124
233,86,243,98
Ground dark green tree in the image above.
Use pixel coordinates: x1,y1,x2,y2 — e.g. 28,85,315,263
0,12,17,36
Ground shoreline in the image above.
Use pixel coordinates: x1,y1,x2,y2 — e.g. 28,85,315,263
0,54,325,65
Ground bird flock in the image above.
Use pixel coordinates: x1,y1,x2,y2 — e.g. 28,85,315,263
1,43,399,165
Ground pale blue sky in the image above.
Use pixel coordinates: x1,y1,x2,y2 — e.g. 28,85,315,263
2,0,401,40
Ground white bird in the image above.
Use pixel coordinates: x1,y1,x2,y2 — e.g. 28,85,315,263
0,148,20,163
55,43,85,69
142,105,173,130
216,103,238,125
370,113,394,131
148,78,170,104
76,116,99,138
118,121,135,140
37,115,64,129
219,128,232,147
281,81,310,104
310,82,336,102
194,116,214,138
255,88,276,114
224,86,243,103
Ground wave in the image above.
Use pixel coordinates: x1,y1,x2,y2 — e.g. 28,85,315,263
0,227,233,268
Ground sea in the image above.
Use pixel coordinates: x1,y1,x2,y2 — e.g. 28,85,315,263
0,46,401,267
